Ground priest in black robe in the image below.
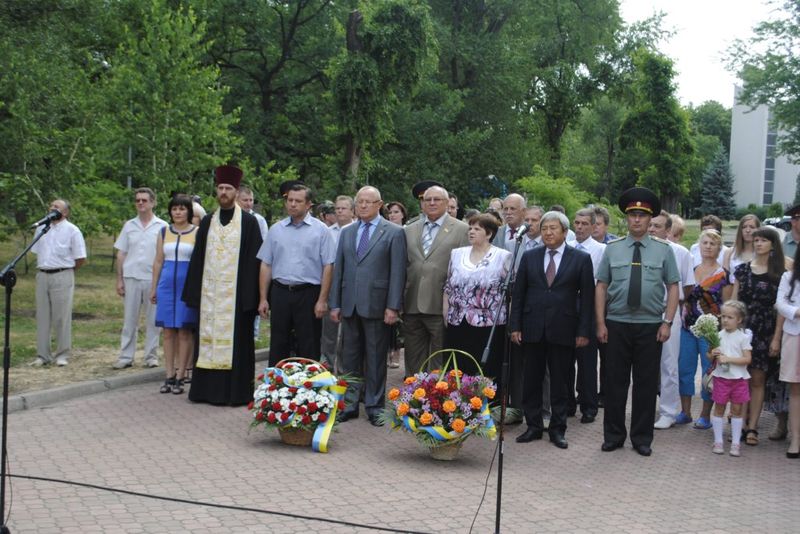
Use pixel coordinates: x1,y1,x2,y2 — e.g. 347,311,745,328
182,165,263,406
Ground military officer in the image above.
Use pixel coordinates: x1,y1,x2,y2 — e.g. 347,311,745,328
595,187,680,457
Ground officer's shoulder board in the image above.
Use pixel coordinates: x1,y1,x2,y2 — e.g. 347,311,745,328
606,236,626,245
650,236,671,246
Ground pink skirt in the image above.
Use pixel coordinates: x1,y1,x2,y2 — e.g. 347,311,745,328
780,333,800,383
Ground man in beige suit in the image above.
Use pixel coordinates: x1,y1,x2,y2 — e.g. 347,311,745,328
403,184,469,376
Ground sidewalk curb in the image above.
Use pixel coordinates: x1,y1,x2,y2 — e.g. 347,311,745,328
2,349,270,414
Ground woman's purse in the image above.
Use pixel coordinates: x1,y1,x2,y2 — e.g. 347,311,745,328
702,356,717,394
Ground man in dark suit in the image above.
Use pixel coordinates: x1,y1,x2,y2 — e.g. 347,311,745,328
510,211,595,449
329,186,407,426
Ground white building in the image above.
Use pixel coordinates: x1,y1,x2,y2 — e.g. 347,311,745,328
729,85,800,207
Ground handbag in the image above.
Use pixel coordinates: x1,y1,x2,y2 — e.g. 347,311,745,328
702,357,717,394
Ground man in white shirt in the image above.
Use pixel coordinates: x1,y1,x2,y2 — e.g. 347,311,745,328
237,186,269,339
328,195,355,249
31,199,87,367
649,210,695,429
237,186,269,240
113,188,167,369
567,207,607,422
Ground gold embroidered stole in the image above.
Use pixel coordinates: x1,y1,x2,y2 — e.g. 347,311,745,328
197,205,242,369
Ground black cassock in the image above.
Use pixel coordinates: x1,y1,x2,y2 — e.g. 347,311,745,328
182,207,263,406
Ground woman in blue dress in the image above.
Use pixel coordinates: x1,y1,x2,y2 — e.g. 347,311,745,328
150,194,199,394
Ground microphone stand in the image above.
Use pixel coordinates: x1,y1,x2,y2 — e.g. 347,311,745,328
0,222,53,534
480,230,525,534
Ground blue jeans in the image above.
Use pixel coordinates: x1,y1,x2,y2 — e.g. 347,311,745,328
678,327,711,402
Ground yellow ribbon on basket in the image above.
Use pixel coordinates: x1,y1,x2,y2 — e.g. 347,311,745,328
395,399,496,441
271,367,346,453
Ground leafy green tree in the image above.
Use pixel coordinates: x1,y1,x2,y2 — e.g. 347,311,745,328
728,0,800,160
199,0,344,187
332,1,434,185
618,49,694,212
96,0,239,199
699,146,736,219
0,2,99,230
521,0,622,173
515,166,591,216
688,100,731,154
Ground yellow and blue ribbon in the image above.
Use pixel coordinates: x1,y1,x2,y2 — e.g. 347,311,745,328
268,367,347,453
393,399,496,441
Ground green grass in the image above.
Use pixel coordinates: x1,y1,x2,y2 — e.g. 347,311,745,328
0,233,269,367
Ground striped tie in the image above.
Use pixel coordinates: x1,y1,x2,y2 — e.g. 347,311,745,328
422,222,436,255
357,222,371,258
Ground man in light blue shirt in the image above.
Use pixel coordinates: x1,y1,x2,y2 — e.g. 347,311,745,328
257,183,336,365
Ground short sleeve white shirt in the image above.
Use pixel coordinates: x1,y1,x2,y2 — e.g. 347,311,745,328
31,220,87,269
114,216,167,280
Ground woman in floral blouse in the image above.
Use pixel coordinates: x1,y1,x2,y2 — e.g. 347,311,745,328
443,213,512,379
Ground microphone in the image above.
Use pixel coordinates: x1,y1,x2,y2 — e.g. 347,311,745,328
30,209,63,228
514,223,530,241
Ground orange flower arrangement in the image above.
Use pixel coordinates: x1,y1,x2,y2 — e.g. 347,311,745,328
382,354,498,450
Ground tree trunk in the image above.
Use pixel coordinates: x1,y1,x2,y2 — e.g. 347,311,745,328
342,10,364,188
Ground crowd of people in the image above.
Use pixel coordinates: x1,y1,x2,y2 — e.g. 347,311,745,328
28,168,800,459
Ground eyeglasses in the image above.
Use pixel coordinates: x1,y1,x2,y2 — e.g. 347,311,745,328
422,197,445,203
135,198,151,204
356,200,381,206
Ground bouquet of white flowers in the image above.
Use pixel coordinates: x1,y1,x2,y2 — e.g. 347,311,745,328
689,313,721,348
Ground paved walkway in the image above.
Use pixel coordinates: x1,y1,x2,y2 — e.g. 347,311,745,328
3,363,799,533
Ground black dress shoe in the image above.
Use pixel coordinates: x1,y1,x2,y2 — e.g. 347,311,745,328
338,411,359,423
550,434,568,449
786,450,800,459
368,414,384,427
580,414,596,424
516,427,543,443
634,444,652,456
601,441,624,452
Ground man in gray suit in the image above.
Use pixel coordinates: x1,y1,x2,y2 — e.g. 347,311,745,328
404,185,470,376
329,186,407,426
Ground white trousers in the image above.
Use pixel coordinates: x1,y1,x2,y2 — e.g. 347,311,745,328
658,318,682,419
118,277,160,364
36,269,74,362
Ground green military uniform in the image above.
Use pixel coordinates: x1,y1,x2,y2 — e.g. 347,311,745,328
596,234,680,323
782,204,800,260
596,187,680,455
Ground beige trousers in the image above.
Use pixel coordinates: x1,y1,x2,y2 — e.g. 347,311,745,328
36,269,74,362
118,277,160,364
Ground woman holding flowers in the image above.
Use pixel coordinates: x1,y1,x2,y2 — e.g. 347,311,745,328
443,213,511,378
678,229,732,428
732,226,786,446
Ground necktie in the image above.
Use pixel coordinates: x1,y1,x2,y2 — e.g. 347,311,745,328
357,222,371,258
422,222,436,255
546,249,557,286
628,242,643,308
